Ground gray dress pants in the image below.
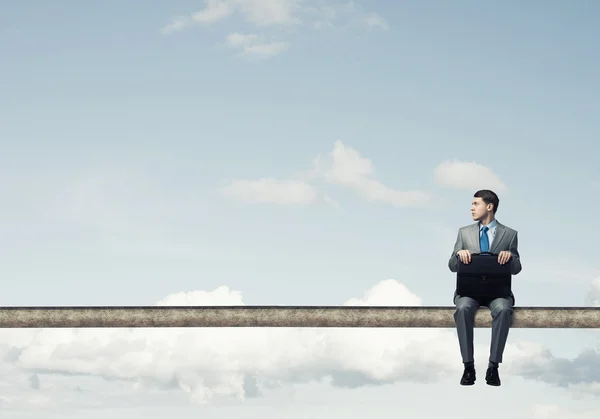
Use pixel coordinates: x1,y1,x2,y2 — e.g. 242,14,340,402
453,295,514,363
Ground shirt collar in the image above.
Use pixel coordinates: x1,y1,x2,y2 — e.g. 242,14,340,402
480,219,497,230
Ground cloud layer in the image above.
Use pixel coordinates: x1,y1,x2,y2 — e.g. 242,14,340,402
1,279,599,407
161,0,389,58
433,159,507,192
219,141,509,208
319,140,431,207
219,140,432,207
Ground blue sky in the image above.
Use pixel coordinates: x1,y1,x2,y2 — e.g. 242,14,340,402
1,0,600,417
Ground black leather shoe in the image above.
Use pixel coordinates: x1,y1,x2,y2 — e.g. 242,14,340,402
485,367,501,386
460,367,476,385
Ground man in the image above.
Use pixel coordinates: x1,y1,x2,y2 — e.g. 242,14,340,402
448,189,522,387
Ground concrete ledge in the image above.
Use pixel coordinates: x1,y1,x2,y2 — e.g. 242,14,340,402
0,306,598,328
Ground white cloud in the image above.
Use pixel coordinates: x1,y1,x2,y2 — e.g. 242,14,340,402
241,41,289,57
161,1,388,58
322,194,340,208
160,0,301,34
317,140,432,207
433,160,507,192
235,0,301,26
220,178,318,205
0,281,457,406
225,32,261,47
306,2,389,31
2,280,598,408
585,277,600,307
224,32,289,58
192,0,234,23
219,141,431,207
160,17,193,35
364,12,389,31
531,404,600,419
506,343,600,392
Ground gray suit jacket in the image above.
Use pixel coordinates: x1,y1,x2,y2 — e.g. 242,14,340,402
448,221,522,305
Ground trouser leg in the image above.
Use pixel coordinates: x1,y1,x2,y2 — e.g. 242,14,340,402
454,295,480,363
487,297,514,363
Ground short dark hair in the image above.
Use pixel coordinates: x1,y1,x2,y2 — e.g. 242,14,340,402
474,189,499,214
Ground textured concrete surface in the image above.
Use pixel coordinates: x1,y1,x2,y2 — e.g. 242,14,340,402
0,306,598,328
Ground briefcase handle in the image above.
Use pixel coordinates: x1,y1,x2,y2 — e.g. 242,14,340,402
456,252,498,257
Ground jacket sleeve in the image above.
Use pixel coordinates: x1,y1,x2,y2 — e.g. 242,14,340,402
509,231,522,275
448,230,463,272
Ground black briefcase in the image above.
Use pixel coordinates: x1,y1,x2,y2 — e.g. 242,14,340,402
456,253,512,299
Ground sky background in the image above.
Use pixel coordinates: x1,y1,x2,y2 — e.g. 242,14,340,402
2,0,600,417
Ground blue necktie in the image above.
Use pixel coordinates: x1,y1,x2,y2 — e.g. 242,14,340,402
480,226,489,252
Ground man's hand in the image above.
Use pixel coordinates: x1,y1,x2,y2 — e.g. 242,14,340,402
457,250,471,264
498,251,512,265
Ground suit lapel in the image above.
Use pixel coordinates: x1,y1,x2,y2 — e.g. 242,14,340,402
469,223,480,252
490,222,506,253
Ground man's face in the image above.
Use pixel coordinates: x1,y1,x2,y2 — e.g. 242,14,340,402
471,197,491,220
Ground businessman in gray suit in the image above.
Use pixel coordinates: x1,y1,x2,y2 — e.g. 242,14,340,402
448,189,522,387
